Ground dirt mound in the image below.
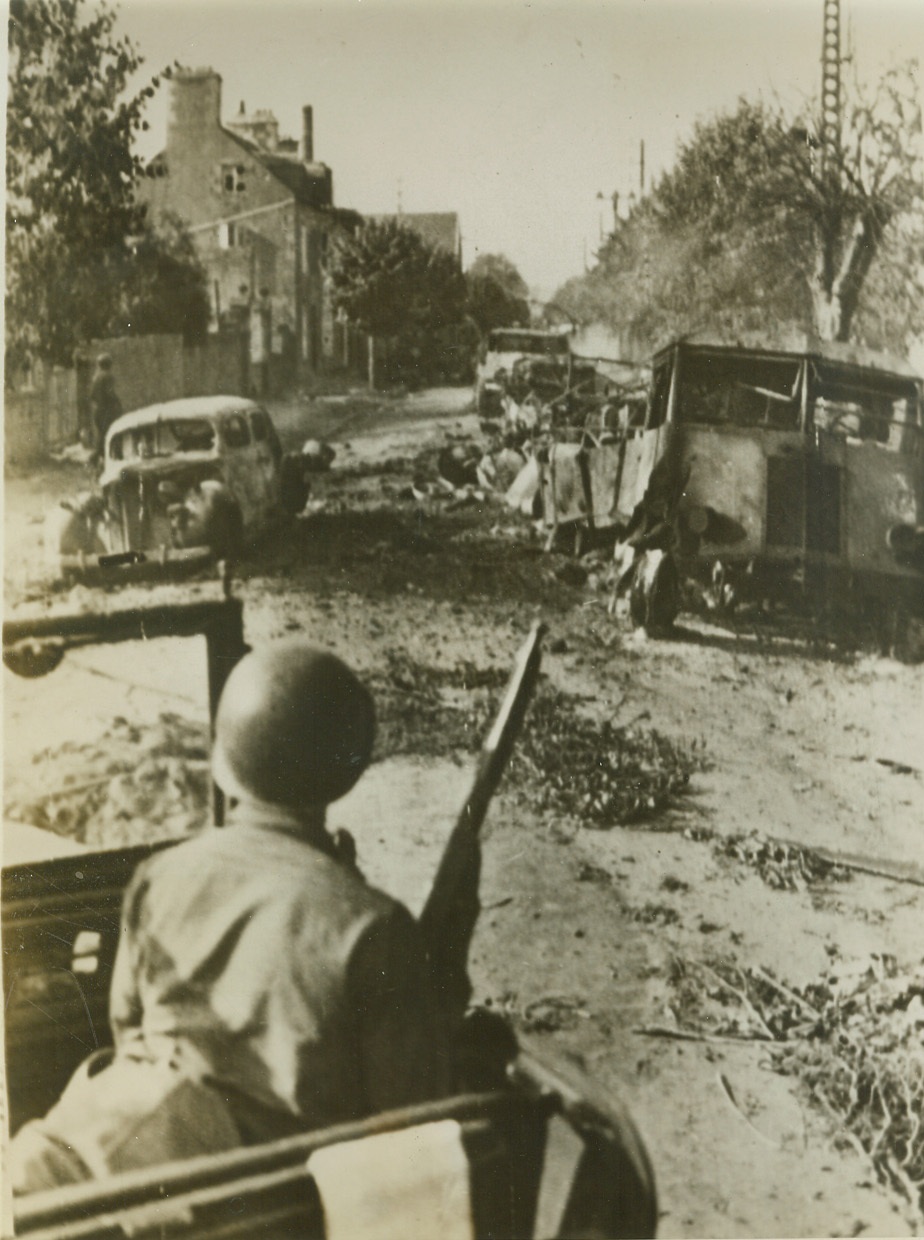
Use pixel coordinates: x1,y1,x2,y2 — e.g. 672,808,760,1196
5,713,210,848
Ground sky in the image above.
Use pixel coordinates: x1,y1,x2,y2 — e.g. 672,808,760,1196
114,0,924,300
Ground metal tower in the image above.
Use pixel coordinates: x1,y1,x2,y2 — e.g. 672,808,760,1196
820,0,842,169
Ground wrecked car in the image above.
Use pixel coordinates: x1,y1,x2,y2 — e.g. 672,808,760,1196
45,397,307,577
2,594,655,1240
474,328,572,419
541,333,924,634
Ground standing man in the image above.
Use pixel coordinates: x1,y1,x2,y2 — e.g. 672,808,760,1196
89,354,122,461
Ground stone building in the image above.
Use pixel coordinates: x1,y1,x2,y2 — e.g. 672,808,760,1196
137,67,362,388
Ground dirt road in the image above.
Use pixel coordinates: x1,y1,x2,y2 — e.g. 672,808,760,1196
4,385,923,1237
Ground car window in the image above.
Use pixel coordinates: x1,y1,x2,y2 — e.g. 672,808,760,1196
167,419,216,452
223,414,251,449
109,419,216,461
251,408,283,463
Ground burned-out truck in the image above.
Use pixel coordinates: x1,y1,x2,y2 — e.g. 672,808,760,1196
543,333,924,634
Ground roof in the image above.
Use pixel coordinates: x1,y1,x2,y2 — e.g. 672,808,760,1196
106,396,260,439
258,152,332,208
372,212,461,256
657,330,922,382
221,127,332,208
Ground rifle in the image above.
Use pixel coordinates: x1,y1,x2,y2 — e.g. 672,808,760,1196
419,621,546,1004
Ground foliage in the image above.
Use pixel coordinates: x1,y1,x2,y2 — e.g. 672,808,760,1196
557,66,924,353
329,218,467,341
467,253,529,301
368,652,706,826
667,954,924,1221
111,214,211,344
6,0,160,367
466,253,531,336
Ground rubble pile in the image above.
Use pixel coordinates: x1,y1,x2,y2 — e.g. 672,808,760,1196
712,830,853,890
6,713,210,847
664,954,924,1218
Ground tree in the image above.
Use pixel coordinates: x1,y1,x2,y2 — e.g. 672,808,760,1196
6,0,159,368
805,64,923,342
329,218,468,383
112,214,211,344
557,66,923,355
467,253,529,301
465,253,530,335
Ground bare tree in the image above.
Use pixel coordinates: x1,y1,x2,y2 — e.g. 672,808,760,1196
556,62,923,353
799,63,923,341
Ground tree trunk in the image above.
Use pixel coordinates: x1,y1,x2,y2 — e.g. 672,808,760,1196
367,334,376,390
811,211,885,342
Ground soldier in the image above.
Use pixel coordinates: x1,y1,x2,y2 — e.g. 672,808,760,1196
89,354,122,463
11,642,460,1190
110,641,460,1141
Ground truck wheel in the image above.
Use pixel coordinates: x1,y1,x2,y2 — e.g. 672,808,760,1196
630,549,679,635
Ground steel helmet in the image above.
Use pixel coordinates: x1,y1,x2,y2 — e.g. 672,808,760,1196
213,641,375,808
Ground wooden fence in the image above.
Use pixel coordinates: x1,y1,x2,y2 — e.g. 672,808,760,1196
5,333,250,465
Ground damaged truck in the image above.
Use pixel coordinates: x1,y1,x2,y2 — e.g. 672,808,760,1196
541,333,924,639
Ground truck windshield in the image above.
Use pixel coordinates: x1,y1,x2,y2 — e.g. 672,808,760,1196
677,353,801,429
488,332,569,356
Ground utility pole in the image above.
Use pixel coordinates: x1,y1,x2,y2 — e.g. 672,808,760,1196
819,0,842,172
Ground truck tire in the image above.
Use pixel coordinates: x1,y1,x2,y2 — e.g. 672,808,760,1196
629,549,679,635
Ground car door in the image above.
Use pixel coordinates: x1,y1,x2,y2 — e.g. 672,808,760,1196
219,413,261,529
249,408,284,517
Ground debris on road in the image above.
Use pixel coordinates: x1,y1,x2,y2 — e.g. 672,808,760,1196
661,953,924,1223
300,438,336,471
513,691,706,827
714,831,853,890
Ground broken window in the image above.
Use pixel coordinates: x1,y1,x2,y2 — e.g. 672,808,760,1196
166,419,216,453
222,414,251,449
810,364,921,452
676,354,801,430
220,162,246,194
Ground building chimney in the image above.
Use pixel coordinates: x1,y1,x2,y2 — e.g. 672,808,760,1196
167,67,223,145
302,106,314,162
